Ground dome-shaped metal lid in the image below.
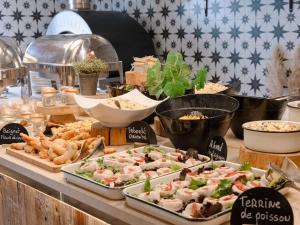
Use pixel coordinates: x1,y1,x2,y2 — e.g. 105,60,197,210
23,34,119,66
0,37,22,70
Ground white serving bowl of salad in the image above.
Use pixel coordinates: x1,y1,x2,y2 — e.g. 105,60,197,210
243,120,300,153
74,89,167,127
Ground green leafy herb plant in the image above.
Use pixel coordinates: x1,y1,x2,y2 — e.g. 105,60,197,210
147,52,208,98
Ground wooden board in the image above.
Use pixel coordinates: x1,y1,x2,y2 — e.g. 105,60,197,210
49,114,76,124
91,122,128,146
0,172,109,225
125,71,147,86
154,117,168,137
6,148,62,173
239,145,300,169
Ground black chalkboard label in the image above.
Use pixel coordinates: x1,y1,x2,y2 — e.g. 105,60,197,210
0,123,28,144
231,187,293,225
126,121,157,145
206,136,227,161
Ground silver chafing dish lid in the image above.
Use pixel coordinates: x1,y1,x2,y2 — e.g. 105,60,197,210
23,34,119,67
0,37,23,70
0,37,26,90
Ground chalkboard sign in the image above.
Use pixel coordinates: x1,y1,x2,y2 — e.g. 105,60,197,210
0,123,28,145
231,187,293,225
126,121,157,145
205,136,227,161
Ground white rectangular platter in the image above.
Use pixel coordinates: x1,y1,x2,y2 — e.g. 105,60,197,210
62,146,210,200
123,161,288,225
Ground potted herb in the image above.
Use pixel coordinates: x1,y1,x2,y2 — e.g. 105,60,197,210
73,51,107,95
147,52,207,99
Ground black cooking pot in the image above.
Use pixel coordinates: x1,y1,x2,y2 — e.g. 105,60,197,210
156,94,239,154
230,95,288,139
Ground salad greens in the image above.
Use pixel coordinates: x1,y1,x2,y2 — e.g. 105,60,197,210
147,52,208,98
170,163,182,171
189,179,207,190
97,157,104,166
75,170,93,179
239,162,252,171
193,68,208,90
211,179,233,198
144,176,151,192
143,146,165,154
268,176,287,189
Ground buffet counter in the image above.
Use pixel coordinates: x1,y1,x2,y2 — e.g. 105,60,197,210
0,131,238,225
0,130,299,225
0,90,300,225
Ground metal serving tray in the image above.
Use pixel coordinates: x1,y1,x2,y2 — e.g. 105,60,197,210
123,161,288,225
62,146,210,200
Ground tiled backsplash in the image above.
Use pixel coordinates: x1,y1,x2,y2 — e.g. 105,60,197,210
1,0,300,96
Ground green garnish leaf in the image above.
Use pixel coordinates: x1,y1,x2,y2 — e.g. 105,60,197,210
211,158,217,170
75,170,93,179
268,176,287,189
211,179,233,198
123,178,139,186
143,146,165,154
239,162,252,171
188,179,207,190
169,163,182,171
97,157,104,166
193,68,208,90
144,176,151,192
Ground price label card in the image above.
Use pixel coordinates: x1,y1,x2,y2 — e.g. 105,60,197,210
126,121,157,145
0,123,28,145
231,187,293,225
206,136,227,161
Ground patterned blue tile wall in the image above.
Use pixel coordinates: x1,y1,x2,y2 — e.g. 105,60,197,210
88,0,300,97
0,0,299,96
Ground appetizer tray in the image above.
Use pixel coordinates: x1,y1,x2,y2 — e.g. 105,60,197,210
6,120,102,172
62,145,210,200
123,161,288,225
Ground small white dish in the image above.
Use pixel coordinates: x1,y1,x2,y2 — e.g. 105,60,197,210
74,89,167,127
243,120,300,153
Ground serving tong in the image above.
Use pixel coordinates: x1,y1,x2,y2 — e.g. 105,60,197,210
266,157,300,192
72,138,105,163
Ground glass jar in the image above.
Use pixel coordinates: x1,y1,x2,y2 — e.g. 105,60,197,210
41,87,57,107
61,87,79,105
30,113,46,135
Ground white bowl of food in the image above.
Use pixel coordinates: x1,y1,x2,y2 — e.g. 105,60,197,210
243,120,300,153
74,89,166,127
195,82,236,95
288,100,300,122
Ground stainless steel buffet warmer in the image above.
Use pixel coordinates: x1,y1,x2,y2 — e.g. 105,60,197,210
23,34,123,92
0,37,27,94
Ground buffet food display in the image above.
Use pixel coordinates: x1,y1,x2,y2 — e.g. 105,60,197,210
123,161,288,225
9,120,103,166
62,146,210,199
0,48,300,225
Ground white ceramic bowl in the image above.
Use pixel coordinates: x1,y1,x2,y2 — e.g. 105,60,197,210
74,89,166,127
288,100,300,122
243,120,300,153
